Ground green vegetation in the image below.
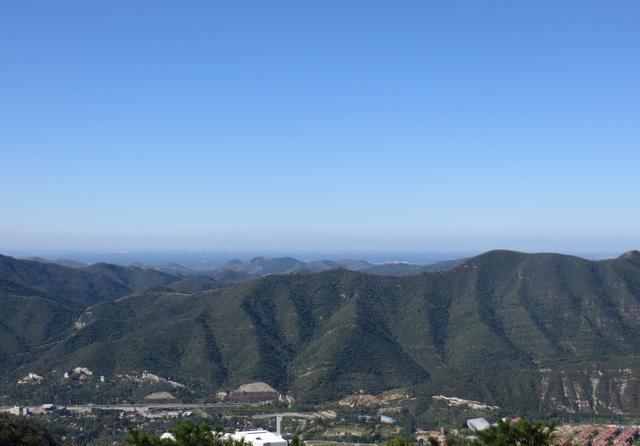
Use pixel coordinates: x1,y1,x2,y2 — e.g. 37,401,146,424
0,254,180,306
0,413,566,446
383,437,416,446
473,418,556,446
3,251,640,415
125,421,247,446
0,413,61,446
289,435,305,446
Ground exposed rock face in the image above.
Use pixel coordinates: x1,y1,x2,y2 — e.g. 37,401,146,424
432,395,499,411
144,391,178,404
538,365,640,414
338,389,411,407
116,371,185,388
621,250,640,266
229,382,279,403
17,373,43,385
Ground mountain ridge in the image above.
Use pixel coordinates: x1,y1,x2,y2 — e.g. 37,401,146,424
2,249,640,415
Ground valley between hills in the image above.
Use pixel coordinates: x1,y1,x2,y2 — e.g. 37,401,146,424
3,250,640,418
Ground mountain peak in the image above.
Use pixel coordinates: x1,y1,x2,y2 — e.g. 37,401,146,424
620,250,640,264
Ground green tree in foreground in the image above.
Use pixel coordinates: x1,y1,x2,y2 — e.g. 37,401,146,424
289,435,304,446
473,418,556,446
0,414,61,446
126,421,249,446
125,427,165,446
447,432,475,446
383,437,416,446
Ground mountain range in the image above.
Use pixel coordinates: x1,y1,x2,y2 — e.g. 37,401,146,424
2,250,640,416
16,254,460,282
203,256,460,283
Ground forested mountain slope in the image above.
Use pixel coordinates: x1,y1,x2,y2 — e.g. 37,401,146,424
0,255,181,305
3,250,640,414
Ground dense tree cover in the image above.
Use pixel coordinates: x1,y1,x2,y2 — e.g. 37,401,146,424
380,419,555,446
289,435,304,446
383,437,418,446
0,414,558,446
446,433,475,446
5,250,640,414
125,421,249,446
473,418,556,446
0,254,180,306
0,414,61,446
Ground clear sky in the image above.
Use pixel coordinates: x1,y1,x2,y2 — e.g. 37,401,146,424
1,1,639,253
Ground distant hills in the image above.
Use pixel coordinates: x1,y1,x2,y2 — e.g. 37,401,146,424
205,256,461,283
24,256,88,269
15,253,462,286
0,255,179,305
3,250,640,416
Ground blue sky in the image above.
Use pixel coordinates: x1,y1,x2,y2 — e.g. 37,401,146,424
1,1,639,253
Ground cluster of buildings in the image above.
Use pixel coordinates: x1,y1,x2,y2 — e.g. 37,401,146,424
160,430,288,446
225,430,288,446
614,427,639,446
162,415,287,446
565,425,639,446
0,404,55,416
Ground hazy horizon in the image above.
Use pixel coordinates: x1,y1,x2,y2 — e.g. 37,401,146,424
0,233,638,256
1,245,631,270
